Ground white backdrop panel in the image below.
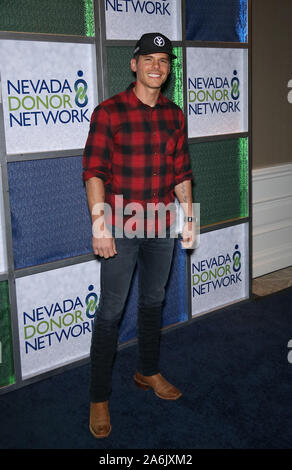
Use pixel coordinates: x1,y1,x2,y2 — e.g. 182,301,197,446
16,260,100,379
191,223,249,317
0,164,8,274
0,40,98,154
187,48,248,138
105,0,181,40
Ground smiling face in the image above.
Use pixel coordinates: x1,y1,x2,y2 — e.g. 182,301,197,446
130,53,171,91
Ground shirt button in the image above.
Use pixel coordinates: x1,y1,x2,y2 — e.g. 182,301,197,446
153,192,156,197
154,152,158,156
153,172,157,176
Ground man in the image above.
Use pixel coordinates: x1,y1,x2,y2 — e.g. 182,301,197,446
83,32,195,439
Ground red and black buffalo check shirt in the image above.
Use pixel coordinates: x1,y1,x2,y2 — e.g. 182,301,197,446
83,83,193,235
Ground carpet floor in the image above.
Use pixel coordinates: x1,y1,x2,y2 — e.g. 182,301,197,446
0,287,291,449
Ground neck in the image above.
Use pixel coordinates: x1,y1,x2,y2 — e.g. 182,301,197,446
133,82,160,107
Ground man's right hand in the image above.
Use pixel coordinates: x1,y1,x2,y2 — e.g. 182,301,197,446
92,216,117,258
92,235,117,258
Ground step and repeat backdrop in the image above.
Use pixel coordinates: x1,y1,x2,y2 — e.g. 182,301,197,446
0,0,250,391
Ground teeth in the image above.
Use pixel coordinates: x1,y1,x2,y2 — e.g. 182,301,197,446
149,74,160,77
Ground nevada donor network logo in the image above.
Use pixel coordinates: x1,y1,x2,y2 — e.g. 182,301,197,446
22,284,98,354
106,0,171,15
6,70,89,128
188,70,240,116
192,244,242,297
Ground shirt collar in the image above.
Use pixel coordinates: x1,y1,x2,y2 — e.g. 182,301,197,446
126,82,167,109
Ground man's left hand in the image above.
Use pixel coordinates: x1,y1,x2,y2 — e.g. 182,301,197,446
180,221,196,249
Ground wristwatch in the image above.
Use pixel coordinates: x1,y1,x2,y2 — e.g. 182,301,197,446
184,216,197,223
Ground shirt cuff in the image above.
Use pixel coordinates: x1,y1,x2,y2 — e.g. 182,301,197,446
174,172,193,186
82,168,108,183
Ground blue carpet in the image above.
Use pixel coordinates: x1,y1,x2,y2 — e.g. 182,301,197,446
0,287,291,449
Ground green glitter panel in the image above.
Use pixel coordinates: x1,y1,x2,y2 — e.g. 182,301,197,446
0,0,95,36
0,281,15,388
189,137,249,227
106,46,184,109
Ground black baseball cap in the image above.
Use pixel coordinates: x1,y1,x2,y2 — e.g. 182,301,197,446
133,32,177,59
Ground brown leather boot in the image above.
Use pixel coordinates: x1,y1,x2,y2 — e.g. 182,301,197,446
134,371,182,400
89,401,111,439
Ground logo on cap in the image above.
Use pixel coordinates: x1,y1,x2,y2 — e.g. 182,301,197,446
154,36,165,47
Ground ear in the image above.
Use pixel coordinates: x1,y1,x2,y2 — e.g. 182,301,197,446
130,58,137,73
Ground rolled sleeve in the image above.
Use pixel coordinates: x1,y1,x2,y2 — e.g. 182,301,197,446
82,106,112,183
174,110,193,186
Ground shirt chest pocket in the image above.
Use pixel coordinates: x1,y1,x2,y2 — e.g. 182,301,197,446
113,123,133,152
160,128,180,156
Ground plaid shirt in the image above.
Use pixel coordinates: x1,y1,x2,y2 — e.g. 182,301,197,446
83,83,193,235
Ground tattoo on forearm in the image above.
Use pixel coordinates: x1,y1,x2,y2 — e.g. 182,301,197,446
181,183,188,203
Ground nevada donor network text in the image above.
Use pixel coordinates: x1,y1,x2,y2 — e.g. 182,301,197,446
106,0,171,16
